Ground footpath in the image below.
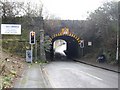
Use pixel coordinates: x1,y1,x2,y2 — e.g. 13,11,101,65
74,58,119,73
13,63,48,88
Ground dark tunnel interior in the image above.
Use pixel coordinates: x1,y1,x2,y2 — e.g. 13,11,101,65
51,35,80,60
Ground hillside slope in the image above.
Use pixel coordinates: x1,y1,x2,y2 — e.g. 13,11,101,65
0,50,26,89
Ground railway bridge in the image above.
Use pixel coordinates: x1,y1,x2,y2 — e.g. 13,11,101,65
49,27,82,60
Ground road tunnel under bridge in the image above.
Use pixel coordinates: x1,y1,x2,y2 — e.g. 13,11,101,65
50,28,81,60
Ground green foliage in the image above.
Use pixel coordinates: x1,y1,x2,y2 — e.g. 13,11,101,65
44,35,52,52
2,76,12,88
0,39,2,44
34,59,48,64
2,40,30,57
3,76,11,82
85,1,118,63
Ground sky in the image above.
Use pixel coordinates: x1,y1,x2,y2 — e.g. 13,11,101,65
42,0,105,20
41,0,116,20
11,0,118,20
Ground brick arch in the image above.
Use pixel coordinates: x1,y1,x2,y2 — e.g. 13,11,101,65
49,28,81,60
50,27,80,44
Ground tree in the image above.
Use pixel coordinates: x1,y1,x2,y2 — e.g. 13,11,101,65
22,1,43,17
83,1,118,62
0,0,24,18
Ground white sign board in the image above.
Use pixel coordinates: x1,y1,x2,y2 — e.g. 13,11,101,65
1,24,21,35
80,40,84,48
88,42,92,46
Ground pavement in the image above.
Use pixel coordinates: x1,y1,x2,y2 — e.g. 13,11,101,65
73,58,119,73
13,63,49,88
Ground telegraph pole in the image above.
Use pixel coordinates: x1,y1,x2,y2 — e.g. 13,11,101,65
35,40,37,60
116,23,119,61
116,2,120,61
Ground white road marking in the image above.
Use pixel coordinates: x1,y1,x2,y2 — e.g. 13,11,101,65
75,70,103,81
80,71,103,81
43,68,56,88
39,65,47,88
63,68,103,81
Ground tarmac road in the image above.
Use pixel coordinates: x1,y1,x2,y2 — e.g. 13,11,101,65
43,61,118,88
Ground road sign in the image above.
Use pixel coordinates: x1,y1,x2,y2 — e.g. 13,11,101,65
26,50,32,63
61,27,69,35
30,31,35,44
80,40,84,48
1,24,21,35
88,41,92,46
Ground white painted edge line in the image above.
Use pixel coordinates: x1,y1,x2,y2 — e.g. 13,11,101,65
63,68,103,81
43,68,56,88
38,65,48,88
86,73,103,81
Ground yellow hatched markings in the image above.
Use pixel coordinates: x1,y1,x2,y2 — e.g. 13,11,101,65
73,34,75,38
60,32,62,36
55,34,57,37
50,31,81,43
75,36,78,41
59,33,61,36
78,40,80,43
53,34,55,37
55,33,57,36
49,37,52,42
71,34,73,37
77,37,80,41
57,34,59,36
51,36,54,39
72,34,74,37
68,33,71,36
75,36,78,40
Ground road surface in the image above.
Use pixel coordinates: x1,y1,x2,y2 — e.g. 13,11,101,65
43,61,118,88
